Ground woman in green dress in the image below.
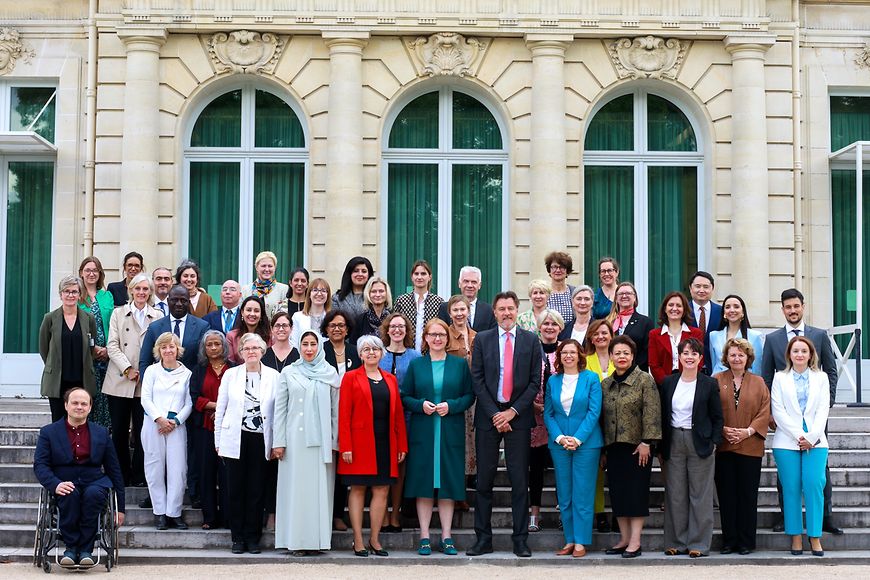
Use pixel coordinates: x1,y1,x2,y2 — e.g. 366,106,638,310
401,318,474,556
77,256,114,427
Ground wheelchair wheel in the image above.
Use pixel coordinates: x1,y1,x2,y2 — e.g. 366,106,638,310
33,488,52,569
100,489,119,571
42,559,51,573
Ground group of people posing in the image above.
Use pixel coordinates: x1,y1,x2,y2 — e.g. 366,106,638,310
35,249,841,560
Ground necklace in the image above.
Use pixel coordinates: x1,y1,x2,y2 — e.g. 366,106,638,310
210,361,226,374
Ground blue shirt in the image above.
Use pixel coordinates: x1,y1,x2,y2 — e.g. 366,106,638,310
497,326,517,403
793,369,810,416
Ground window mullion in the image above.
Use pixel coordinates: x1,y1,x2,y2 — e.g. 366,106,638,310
239,159,254,284
635,162,649,311
241,86,254,152
439,160,452,298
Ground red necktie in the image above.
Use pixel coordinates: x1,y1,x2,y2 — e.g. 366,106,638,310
503,332,514,401
698,305,706,333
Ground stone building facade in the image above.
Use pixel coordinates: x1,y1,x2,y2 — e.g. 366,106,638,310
1,0,869,395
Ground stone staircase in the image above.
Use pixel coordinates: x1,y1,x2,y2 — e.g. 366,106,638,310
1,399,869,565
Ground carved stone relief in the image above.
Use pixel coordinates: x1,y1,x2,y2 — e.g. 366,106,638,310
408,32,487,77
0,28,35,76
856,44,870,70
206,30,285,74
608,35,688,80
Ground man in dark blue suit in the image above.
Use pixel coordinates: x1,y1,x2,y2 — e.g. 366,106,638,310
686,271,722,374
138,284,210,508
437,266,498,332
467,291,542,558
202,280,242,334
33,388,126,568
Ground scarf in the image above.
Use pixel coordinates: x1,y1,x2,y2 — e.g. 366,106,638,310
611,364,637,384
612,308,635,334
366,306,390,336
284,331,340,462
252,278,275,297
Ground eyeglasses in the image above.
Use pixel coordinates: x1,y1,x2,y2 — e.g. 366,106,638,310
272,323,291,330
427,333,447,339
310,288,328,294
360,347,381,354
327,323,346,330
599,268,616,274
388,324,406,330
240,346,262,353
81,268,99,275
616,291,635,297
62,289,80,296
549,265,566,271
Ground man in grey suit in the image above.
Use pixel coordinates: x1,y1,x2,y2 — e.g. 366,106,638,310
437,265,497,332
761,287,842,535
467,291,542,558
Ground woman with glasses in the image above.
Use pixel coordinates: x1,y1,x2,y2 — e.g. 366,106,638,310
402,319,474,556
39,275,99,422
338,335,408,557
606,282,654,372
291,278,332,349
592,257,620,320
544,251,576,327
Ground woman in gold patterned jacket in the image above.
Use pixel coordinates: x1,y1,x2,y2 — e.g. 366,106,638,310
599,335,662,558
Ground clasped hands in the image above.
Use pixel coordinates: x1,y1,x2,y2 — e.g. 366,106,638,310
422,400,449,417
798,436,815,451
723,426,752,445
492,409,516,432
560,436,580,451
155,417,176,435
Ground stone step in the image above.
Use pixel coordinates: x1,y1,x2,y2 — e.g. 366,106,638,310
0,411,50,429
0,428,39,446
0,446,34,463
2,523,870,551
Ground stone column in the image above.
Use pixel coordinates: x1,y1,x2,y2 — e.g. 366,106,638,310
323,32,369,277
117,28,167,268
526,35,571,275
724,36,775,319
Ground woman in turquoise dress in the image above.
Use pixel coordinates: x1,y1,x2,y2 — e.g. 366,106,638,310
401,318,474,556
77,256,113,427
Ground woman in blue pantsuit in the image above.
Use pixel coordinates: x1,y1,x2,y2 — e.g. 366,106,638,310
543,338,602,558
771,335,829,557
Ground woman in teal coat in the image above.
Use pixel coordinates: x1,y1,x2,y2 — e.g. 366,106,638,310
401,319,474,556
544,338,603,558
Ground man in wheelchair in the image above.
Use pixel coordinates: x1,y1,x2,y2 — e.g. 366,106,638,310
33,387,126,567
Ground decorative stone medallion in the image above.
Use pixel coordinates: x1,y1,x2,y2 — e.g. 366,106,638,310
608,35,688,80
408,32,487,77
207,30,285,74
0,28,34,76
856,44,870,70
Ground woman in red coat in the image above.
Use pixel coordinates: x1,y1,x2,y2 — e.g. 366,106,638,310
648,292,704,385
338,334,408,557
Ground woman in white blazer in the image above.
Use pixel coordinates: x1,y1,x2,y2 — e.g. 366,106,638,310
770,336,830,557
215,332,278,555
141,331,193,531
105,273,163,486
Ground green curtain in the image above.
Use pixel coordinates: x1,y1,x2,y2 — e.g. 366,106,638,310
188,162,240,286
389,92,439,149
585,94,633,151
253,163,305,278
831,170,870,355
453,92,502,150
10,87,56,143
254,90,304,148
4,162,53,353
831,96,870,151
647,166,698,313
190,90,242,147
583,166,634,289
648,95,697,152
387,164,439,294
451,164,502,303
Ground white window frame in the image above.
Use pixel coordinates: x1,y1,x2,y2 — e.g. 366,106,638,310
381,83,510,298
583,88,705,312
182,83,309,286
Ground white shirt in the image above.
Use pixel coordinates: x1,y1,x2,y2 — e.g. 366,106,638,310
468,298,478,328
784,321,806,338
661,323,690,371
692,301,709,332
169,315,188,343
671,378,696,429
154,299,169,317
131,303,147,330
414,292,428,352
571,327,587,345
560,373,579,414
497,326,518,403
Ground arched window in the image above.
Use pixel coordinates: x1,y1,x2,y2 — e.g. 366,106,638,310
383,87,507,301
184,85,307,287
583,89,704,311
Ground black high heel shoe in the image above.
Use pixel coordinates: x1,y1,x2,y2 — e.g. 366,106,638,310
368,543,389,557
352,543,369,557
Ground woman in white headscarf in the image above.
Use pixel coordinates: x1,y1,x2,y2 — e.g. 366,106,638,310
272,329,341,556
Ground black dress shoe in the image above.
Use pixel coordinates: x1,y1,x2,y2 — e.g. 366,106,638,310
720,545,734,555
155,515,167,530
466,541,493,556
168,517,188,530
738,547,752,555
248,543,261,554
622,548,642,559
790,549,804,555
139,496,152,509
605,546,627,555
231,542,245,554
513,541,532,557
772,519,784,533
823,519,844,535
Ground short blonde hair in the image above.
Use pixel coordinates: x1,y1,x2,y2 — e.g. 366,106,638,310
153,332,184,360
238,332,267,356
127,273,155,305
254,251,277,268
527,279,552,297
536,308,565,330
363,276,393,310
722,337,756,370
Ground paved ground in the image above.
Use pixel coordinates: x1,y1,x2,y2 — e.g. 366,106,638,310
5,562,870,579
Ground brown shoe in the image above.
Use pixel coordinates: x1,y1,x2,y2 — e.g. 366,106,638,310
572,545,587,558
555,544,575,556
455,501,470,512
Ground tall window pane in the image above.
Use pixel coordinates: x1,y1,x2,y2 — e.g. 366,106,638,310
4,161,53,353
389,92,439,149
10,87,56,143
190,90,242,147
254,90,304,148
253,163,305,276
585,94,633,151
583,166,634,289
452,164,502,302
189,162,240,286
647,166,698,311
831,96,870,151
453,92,502,150
648,95,697,152
387,164,439,294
